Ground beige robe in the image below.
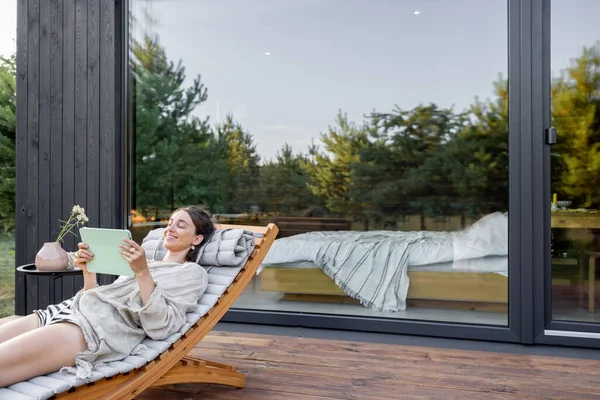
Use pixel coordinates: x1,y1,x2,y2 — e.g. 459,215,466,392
61,261,207,379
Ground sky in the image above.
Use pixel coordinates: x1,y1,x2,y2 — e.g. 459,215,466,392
0,0,16,57
1,0,599,161
131,0,600,161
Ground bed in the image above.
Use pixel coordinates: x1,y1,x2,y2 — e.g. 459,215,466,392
258,212,509,312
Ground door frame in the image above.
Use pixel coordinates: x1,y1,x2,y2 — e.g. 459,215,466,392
531,0,600,347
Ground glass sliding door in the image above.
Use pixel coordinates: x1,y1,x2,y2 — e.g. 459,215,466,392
128,0,516,333
536,0,600,345
549,0,600,324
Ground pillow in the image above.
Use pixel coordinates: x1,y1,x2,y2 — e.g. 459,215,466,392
141,228,256,267
452,211,508,261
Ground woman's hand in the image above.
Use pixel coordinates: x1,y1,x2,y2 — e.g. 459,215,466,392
74,242,93,274
119,238,149,277
74,242,98,291
120,238,155,304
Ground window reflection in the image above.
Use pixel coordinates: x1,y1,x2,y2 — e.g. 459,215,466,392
130,0,509,325
550,1,600,322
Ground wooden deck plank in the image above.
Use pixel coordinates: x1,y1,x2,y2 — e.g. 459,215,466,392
198,332,600,373
222,368,543,400
137,387,343,400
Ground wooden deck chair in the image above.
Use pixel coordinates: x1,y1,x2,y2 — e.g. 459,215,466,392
0,223,278,400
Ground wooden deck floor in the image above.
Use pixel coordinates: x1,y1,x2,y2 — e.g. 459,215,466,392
137,331,600,400
2,315,600,399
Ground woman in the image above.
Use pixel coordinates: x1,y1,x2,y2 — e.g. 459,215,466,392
0,206,214,388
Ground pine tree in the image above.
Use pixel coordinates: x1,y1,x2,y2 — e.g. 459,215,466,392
258,144,321,215
216,114,260,213
552,42,600,208
0,55,16,232
132,35,226,217
354,104,466,227
443,77,509,217
305,112,369,225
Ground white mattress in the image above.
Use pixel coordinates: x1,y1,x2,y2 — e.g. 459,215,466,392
261,255,508,276
262,212,509,268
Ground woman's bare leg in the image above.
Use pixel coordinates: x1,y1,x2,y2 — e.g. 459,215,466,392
0,314,39,345
0,322,87,388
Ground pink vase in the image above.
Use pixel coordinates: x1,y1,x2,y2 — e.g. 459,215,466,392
35,242,69,271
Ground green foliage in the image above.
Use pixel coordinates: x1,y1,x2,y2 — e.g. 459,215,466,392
305,112,369,224
551,42,600,208
355,104,470,223
0,54,16,233
258,144,322,215
2,32,598,235
216,115,261,213
132,35,227,216
303,79,510,226
436,78,509,217
0,232,15,317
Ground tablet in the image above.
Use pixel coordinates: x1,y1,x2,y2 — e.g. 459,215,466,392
79,227,135,276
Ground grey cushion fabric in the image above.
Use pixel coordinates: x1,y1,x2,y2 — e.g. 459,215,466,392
141,228,255,267
0,228,255,400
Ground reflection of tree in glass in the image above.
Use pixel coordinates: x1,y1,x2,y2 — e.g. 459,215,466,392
130,30,600,227
304,112,370,228
552,42,600,208
132,35,227,217
215,115,260,213
449,78,509,218
308,82,510,229
356,104,470,228
258,144,322,215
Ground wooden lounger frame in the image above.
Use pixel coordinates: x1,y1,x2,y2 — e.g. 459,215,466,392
49,223,279,400
260,265,508,312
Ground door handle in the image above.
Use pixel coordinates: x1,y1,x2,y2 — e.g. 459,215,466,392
546,127,557,145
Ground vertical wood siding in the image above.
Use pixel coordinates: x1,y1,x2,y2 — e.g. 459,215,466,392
15,0,121,314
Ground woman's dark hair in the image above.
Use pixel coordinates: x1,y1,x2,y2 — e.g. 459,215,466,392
174,206,216,262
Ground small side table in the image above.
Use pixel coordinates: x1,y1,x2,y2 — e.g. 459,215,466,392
16,264,83,307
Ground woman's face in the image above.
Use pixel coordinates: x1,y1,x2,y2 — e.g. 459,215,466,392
163,210,203,252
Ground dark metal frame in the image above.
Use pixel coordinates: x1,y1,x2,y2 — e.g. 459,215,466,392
116,0,131,230
115,0,130,228
513,0,543,345
531,0,600,347
509,0,531,344
120,0,598,345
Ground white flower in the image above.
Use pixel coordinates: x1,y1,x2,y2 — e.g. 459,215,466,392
56,204,90,243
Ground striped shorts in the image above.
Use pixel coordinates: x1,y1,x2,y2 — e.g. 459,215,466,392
34,298,79,328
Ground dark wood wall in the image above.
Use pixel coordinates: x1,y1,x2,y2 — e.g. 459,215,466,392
15,0,124,314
